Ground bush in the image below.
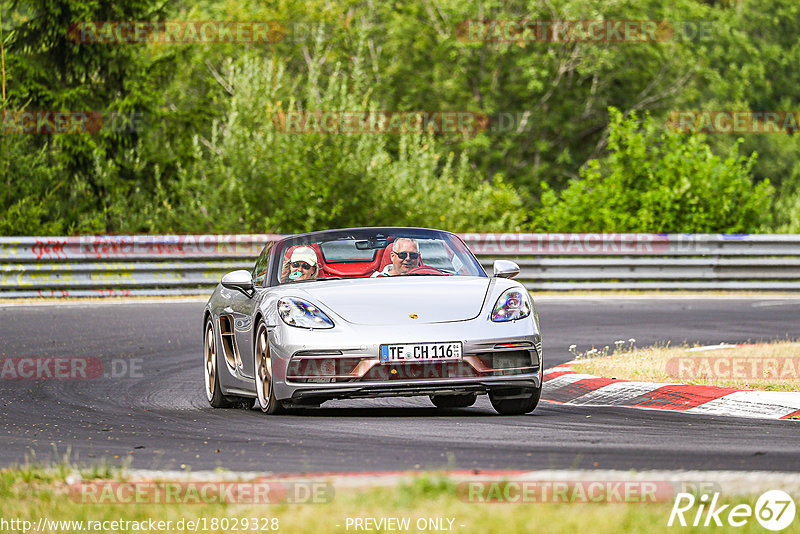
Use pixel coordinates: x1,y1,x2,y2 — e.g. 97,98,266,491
164,39,526,234
539,108,773,233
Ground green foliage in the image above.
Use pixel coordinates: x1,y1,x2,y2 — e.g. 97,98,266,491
370,0,713,198
1,0,799,235
152,42,526,233
393,473,458,508
0,0,176,234
539,108,773,233
683,0,800,228
774,188,800,233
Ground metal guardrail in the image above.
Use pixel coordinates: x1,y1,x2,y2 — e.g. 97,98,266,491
0,235,270,298
2,234,800,297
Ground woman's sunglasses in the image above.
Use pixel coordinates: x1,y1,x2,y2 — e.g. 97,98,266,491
291,261,313,270
393,251,420,260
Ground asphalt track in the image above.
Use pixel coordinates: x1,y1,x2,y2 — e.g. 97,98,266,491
0,297,798,473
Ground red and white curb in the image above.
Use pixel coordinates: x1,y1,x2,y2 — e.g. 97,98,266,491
542,365,800,420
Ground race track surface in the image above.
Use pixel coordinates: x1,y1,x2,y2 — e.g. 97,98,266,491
1,297,799,473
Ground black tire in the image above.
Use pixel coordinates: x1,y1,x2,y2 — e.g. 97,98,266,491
254,322,285,414
204,318,233,408
429,393,478,408
489,386,541,415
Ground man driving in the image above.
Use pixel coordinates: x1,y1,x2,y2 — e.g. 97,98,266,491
372,238,420,277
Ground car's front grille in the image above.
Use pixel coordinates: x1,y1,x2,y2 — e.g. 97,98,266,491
286,357,363,383
285,347,539,384
360,361,480,381
483,350,539,376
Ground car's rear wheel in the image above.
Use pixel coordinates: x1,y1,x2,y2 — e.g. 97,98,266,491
429,393,477,408
489,385,541,415
254,322,285,414
204,319,232,408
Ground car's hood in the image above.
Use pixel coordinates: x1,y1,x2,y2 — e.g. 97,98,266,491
292,276,491,325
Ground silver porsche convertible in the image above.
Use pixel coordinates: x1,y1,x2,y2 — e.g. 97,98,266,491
202,227,543,415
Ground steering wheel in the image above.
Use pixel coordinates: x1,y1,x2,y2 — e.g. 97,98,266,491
405,265,448,275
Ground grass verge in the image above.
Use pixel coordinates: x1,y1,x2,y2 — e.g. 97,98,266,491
570,341,800,392
1,467,795,534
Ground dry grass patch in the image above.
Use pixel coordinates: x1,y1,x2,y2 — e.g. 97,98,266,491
570,341,800,392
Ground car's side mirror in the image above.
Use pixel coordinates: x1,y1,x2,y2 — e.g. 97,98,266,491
221,270,255,297
492,260,520,279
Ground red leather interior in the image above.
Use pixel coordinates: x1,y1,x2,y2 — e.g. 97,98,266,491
321,260,379,278
283,243,323,264
284,237,440,279
318,240,389,278
377,244,395,271
377,239,427,273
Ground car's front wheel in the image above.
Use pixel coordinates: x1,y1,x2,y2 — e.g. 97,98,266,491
254,322,285,414
489,386,541,415
204,318,232,408
429,393,477,408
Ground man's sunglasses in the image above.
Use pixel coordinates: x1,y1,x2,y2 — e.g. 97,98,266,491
393,251,420,260
291,261,313,270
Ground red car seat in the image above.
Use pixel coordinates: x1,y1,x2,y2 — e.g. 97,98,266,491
376,238,430,273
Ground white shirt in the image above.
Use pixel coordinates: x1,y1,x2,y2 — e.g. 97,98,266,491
370,264,395,277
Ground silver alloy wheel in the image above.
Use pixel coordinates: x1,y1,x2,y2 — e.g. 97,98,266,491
255,323,273,410
204,321,216,402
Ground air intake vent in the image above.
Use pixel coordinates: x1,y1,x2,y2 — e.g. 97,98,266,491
218,315,240,369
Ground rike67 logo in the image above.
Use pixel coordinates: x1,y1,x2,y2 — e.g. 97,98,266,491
668,490,796,531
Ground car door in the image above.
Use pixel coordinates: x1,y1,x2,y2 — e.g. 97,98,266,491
232,243,272,379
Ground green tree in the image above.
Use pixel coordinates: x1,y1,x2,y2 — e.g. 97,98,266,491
0,0,173,234
146,39,527,234
539,108,773,232
689,0,800,229
3,0,800,235
369,0,713,201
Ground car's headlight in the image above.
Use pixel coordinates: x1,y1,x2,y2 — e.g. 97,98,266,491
491,288,531,322
277,298,334,329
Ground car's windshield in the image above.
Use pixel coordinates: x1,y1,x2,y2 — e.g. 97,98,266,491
273,229,485,284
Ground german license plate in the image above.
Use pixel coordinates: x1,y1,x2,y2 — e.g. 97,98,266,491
380,342,462,363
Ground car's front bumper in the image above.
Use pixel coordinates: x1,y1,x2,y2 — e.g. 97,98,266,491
287,374,541,404
269,316,542,403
